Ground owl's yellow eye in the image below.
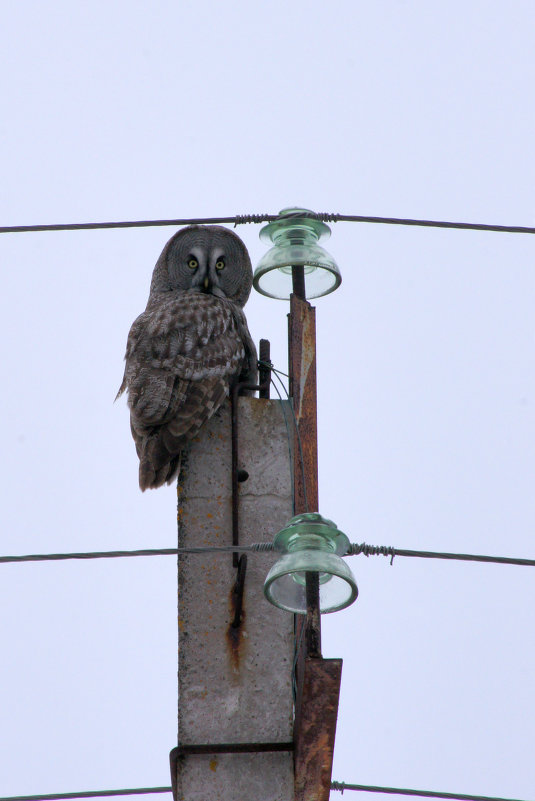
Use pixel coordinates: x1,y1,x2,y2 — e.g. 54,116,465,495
188,258,198,270
215,259,225,271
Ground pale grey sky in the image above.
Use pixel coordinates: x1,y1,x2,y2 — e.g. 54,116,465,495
1,2,534,800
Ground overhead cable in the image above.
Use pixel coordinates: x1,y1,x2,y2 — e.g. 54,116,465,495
2,783,531,801
0,790,171,801
1,544,534,568
2,213,535,236
0,544,274,564
347,543,535,568
330,781,531,801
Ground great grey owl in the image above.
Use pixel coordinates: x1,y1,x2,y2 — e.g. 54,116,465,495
117,225,257,491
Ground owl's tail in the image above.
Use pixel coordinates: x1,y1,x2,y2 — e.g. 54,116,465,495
139,441,183,491
132,376,228,491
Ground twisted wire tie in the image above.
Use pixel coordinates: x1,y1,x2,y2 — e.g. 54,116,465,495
233,211,341,226
176,543,274,554
234,214,272,226
317,212,342,222
348,542,396,565
249,542,275,552
265,210,341,222
332,781,346,794
258,359,289,378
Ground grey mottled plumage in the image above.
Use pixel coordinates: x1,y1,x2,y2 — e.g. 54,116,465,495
117,226,257,490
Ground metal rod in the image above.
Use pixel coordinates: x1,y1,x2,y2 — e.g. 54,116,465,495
305,572,322,657
292,265,306,299
258,339,271,399
231,385,241,568
231,554,248,628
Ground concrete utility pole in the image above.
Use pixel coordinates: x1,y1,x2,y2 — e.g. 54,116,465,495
171,208,346,801
171,395,295,801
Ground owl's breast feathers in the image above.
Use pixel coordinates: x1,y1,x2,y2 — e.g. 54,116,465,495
118,292,256,490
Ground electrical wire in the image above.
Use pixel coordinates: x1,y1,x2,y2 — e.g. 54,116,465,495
0,790,171,801
326,214,535,234
330,782,531,801
0,217,245,234
3,783,531,801
258,360,289,379
2,544,535,567
2,213,535,235
0,544,274,564
347,544,535,568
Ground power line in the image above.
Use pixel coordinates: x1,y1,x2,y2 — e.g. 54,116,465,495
1,544,534,568
2,213,535,236
347,543,535,568
0,544,274,564
0,215,271,234
2,783,531,801
0,790,171,801
331,214,535,234
330,782,531,801
0,217,243,234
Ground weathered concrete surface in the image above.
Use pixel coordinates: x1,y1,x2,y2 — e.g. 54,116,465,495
175,397,294,801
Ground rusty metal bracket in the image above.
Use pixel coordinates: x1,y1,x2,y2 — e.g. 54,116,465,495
288,295,318,516
288,292,344,800
294,657,343,801
229,339,271,631
288,295,323,670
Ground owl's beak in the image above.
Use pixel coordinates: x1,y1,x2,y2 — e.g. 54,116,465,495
203,277,210,290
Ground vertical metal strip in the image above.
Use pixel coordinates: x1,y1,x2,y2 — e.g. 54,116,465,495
289,294,341,800
288,294,319,514
231,385,241,568
294,658,343,801
288,293,322,660
258,339,271,399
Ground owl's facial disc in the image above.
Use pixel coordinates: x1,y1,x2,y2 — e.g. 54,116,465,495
185,247,210,294
183,246,225,299
206,249,228,299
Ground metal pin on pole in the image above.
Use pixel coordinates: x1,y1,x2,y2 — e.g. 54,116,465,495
291,264,306,300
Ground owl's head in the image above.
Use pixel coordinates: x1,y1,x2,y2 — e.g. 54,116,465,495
149,226,253,308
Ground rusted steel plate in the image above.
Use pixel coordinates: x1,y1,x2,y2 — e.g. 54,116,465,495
289,292,323,708
289,294,342,801
288,294,319,515
294,657,343,801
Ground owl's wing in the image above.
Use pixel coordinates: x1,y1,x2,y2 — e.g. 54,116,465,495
120,293,247,489
232,305,258,387
130,372,229,489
